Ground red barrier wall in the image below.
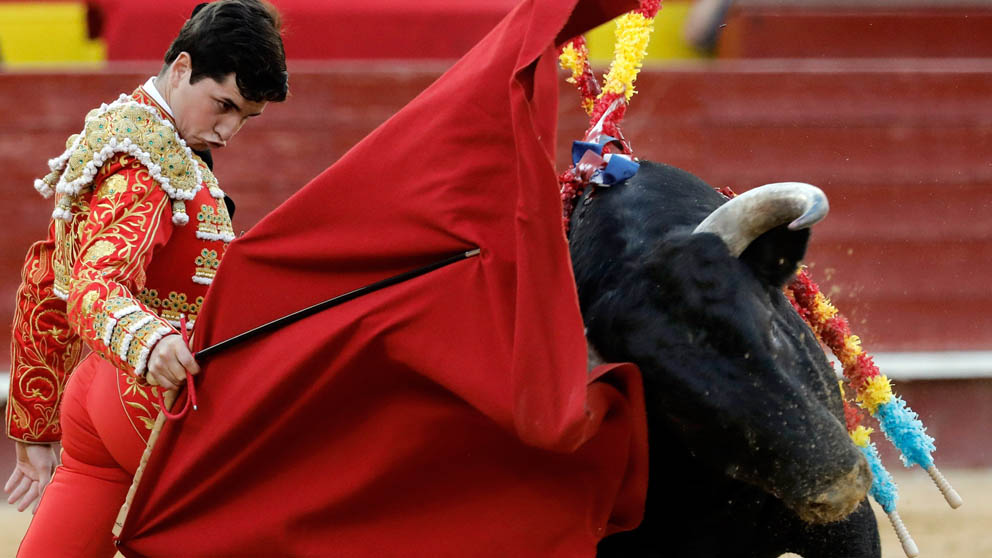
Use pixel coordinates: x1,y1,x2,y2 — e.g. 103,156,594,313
877,378,992,468
720,5,992,59
1,60,990,361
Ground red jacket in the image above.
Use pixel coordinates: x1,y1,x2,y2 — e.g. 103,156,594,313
7,86,233,443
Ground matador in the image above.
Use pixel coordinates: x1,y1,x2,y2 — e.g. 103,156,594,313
4,2,288,556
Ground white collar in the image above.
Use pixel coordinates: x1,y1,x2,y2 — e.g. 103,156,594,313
142,76,174,118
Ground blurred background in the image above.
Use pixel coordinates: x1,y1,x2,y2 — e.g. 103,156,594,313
0,0,990,556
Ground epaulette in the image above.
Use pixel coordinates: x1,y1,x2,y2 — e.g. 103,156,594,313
34,94,225,226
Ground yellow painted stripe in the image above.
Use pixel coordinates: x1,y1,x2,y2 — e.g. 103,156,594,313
0,3,105,66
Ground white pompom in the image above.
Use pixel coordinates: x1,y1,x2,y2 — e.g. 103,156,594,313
34,179,54,198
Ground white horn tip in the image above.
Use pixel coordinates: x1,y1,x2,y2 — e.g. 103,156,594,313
759,182,828,230
788,194,829,230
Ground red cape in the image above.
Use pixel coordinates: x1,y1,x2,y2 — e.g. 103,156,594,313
116,1,647,555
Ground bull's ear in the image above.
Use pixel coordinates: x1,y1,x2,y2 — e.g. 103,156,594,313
738,224,811,287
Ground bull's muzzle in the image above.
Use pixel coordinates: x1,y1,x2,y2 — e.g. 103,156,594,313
793,456,872,524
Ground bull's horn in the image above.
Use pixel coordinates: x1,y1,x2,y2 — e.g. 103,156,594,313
693,182,829,257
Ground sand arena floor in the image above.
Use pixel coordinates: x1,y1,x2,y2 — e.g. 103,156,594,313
1,469,989,557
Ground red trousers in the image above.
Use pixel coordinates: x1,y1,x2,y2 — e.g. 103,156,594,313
18,353,144,558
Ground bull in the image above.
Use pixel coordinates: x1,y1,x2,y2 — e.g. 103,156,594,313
569,161,881,558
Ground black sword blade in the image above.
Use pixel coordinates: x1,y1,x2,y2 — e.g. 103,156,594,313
194,248,481,360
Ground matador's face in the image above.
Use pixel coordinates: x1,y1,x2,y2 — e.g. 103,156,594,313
165,52,268,152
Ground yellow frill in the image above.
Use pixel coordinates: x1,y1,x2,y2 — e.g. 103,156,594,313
850,425,874,448
858,375,894,414
601,12,655,102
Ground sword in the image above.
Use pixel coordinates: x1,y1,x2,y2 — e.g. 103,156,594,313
196,247,481,359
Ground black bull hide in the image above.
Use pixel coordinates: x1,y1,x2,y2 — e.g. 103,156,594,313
569,162,881,558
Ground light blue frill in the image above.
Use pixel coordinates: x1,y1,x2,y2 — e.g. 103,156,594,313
859,442,898,514
875,396,936,469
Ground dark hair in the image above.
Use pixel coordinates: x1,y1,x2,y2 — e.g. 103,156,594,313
163,0,288,103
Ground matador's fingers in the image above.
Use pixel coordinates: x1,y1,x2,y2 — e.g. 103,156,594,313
4,468,22,494
15,482,39,512
8,476,33,507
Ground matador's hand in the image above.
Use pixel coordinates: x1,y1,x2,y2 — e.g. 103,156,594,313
146,333,200,390
5,442,58,513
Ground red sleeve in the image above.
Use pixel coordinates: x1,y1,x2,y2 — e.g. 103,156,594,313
6,233,83,443
66,157,177,377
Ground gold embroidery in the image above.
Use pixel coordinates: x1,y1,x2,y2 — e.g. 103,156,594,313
196,156,219,191
126,320,172,374
137,289,204,324
53,219,72,297
105,296,139,318
52,196,88,298
71,105,198,194
92,309,109,342
125,323,154,366
7,250,85,441
216,196,231,221
196,202,235,240
83,240,117,263
53,157,171,303
66,133,81,150
98,174,128,197
119,371,162,441
34,94,217,211
109,311,150,358
81,291,99,314
193,249,220,284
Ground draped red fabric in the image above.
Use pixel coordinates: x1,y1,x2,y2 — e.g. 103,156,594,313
115,1,647,555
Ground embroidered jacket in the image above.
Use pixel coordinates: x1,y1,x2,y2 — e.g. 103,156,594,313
7,86,234,443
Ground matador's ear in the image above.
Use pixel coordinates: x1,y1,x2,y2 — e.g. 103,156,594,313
191,3,208,18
